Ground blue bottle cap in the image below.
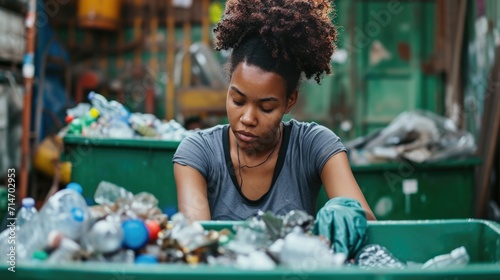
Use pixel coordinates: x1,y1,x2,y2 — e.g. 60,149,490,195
71,207,85,222
66,182,83,194
135,254,158,264
122,219,149,250
22,197,35,208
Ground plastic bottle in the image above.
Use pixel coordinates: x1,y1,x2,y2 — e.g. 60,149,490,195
355,244,405,269
67,118,83,135
16,197,38,230
94,181,134,205
16,184,89,262
81,108,100,127
82,218,123,254
46,231,82,263
0,197,38,262
88,91,130,123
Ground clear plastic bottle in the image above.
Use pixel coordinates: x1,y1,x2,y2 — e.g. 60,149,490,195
46,231,82,263
16,184,89,262
94,181,134,206
16,197,38,230
0,197,38,262
87,91,130,123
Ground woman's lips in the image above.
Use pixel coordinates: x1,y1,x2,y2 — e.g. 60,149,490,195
237,132,256,142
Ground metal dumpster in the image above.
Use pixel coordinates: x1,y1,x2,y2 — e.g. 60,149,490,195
61,135,180,214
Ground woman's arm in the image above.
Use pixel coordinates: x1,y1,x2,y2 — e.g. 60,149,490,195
174,163,211,220
320,152,377,220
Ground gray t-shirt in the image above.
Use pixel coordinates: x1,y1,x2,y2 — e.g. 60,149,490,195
172,119,346,220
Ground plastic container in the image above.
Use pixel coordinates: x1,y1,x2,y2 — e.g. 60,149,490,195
16,197,38,229
1,219,499,279
15,186,89,261
61,136,180,214
317,158,482,220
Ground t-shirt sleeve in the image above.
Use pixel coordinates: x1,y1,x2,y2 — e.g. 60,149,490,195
172,132,210,178
303,123,347,175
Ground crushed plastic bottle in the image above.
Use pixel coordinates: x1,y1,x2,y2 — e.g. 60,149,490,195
46,231,82,263
81,218,124,254
355,244,406,269
422,246,470,269
16,185,89,262
279,227,346,269
94,181,134,205
88,91,130,123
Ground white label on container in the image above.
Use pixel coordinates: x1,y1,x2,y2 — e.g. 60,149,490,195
403,179,418,195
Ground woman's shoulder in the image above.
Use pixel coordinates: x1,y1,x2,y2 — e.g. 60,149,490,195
285,119,339,138
179,124,227,147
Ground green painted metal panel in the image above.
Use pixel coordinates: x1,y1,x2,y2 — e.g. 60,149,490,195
61,135,180,213
317,158,481,220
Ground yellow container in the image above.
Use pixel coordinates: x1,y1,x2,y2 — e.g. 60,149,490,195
33,136,71,184
77,0,122,30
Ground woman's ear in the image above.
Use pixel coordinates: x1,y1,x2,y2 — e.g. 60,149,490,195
284,90,298,114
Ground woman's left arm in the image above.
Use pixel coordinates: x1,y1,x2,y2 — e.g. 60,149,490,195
320,151,377,220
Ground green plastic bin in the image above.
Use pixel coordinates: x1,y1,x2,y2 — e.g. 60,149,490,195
3,219,500,279
61,136,180,214
318,158,481,220
0,187,7,224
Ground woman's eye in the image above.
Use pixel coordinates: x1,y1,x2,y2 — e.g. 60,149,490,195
261,107,273,113
233,99,244,106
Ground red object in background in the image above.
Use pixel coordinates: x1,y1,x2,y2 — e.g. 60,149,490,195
75,71,100,103
65,114,74,124
145,219,161,242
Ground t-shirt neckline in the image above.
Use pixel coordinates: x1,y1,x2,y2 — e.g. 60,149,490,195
222,122,292,205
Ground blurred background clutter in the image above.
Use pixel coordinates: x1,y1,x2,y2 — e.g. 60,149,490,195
0,0,499,225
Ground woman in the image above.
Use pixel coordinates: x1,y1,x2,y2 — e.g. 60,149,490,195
173,0,376,221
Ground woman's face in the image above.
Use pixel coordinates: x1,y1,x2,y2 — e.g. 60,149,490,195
227,62,297,152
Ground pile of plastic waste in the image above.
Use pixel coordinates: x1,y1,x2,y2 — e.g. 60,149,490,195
62,91,193,140
346,110,477,164
0,182,470,270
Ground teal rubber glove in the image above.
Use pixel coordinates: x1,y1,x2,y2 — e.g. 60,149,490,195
312,197,368,258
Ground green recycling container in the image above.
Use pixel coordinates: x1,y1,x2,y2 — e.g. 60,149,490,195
61,135,180,214
2,219,499,279
318,158,481,220
0,187,7,224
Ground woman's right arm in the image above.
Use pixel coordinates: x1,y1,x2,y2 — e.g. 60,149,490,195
174,163,211,220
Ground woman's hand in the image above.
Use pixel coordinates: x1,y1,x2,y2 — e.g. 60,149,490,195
174,163,211,220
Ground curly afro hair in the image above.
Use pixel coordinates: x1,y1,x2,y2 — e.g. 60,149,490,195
213,0,337,94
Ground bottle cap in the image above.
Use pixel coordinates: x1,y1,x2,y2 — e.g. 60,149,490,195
66,182,83,194
71,207,85,222
32,250,48,261
135,254,158,264
22,197,35,208
145,220,161,241
88,91,96,100
65,115,75,124
122,219,149,250
89,108,100,118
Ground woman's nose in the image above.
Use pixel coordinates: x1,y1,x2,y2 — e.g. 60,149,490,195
240,107,257,126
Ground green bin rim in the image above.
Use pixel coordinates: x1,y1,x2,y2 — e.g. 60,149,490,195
350,157,482,171
63,135,181,149
200,218,500,233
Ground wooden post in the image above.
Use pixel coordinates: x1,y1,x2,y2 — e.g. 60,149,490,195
166,0,175,120
20,0,37,200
